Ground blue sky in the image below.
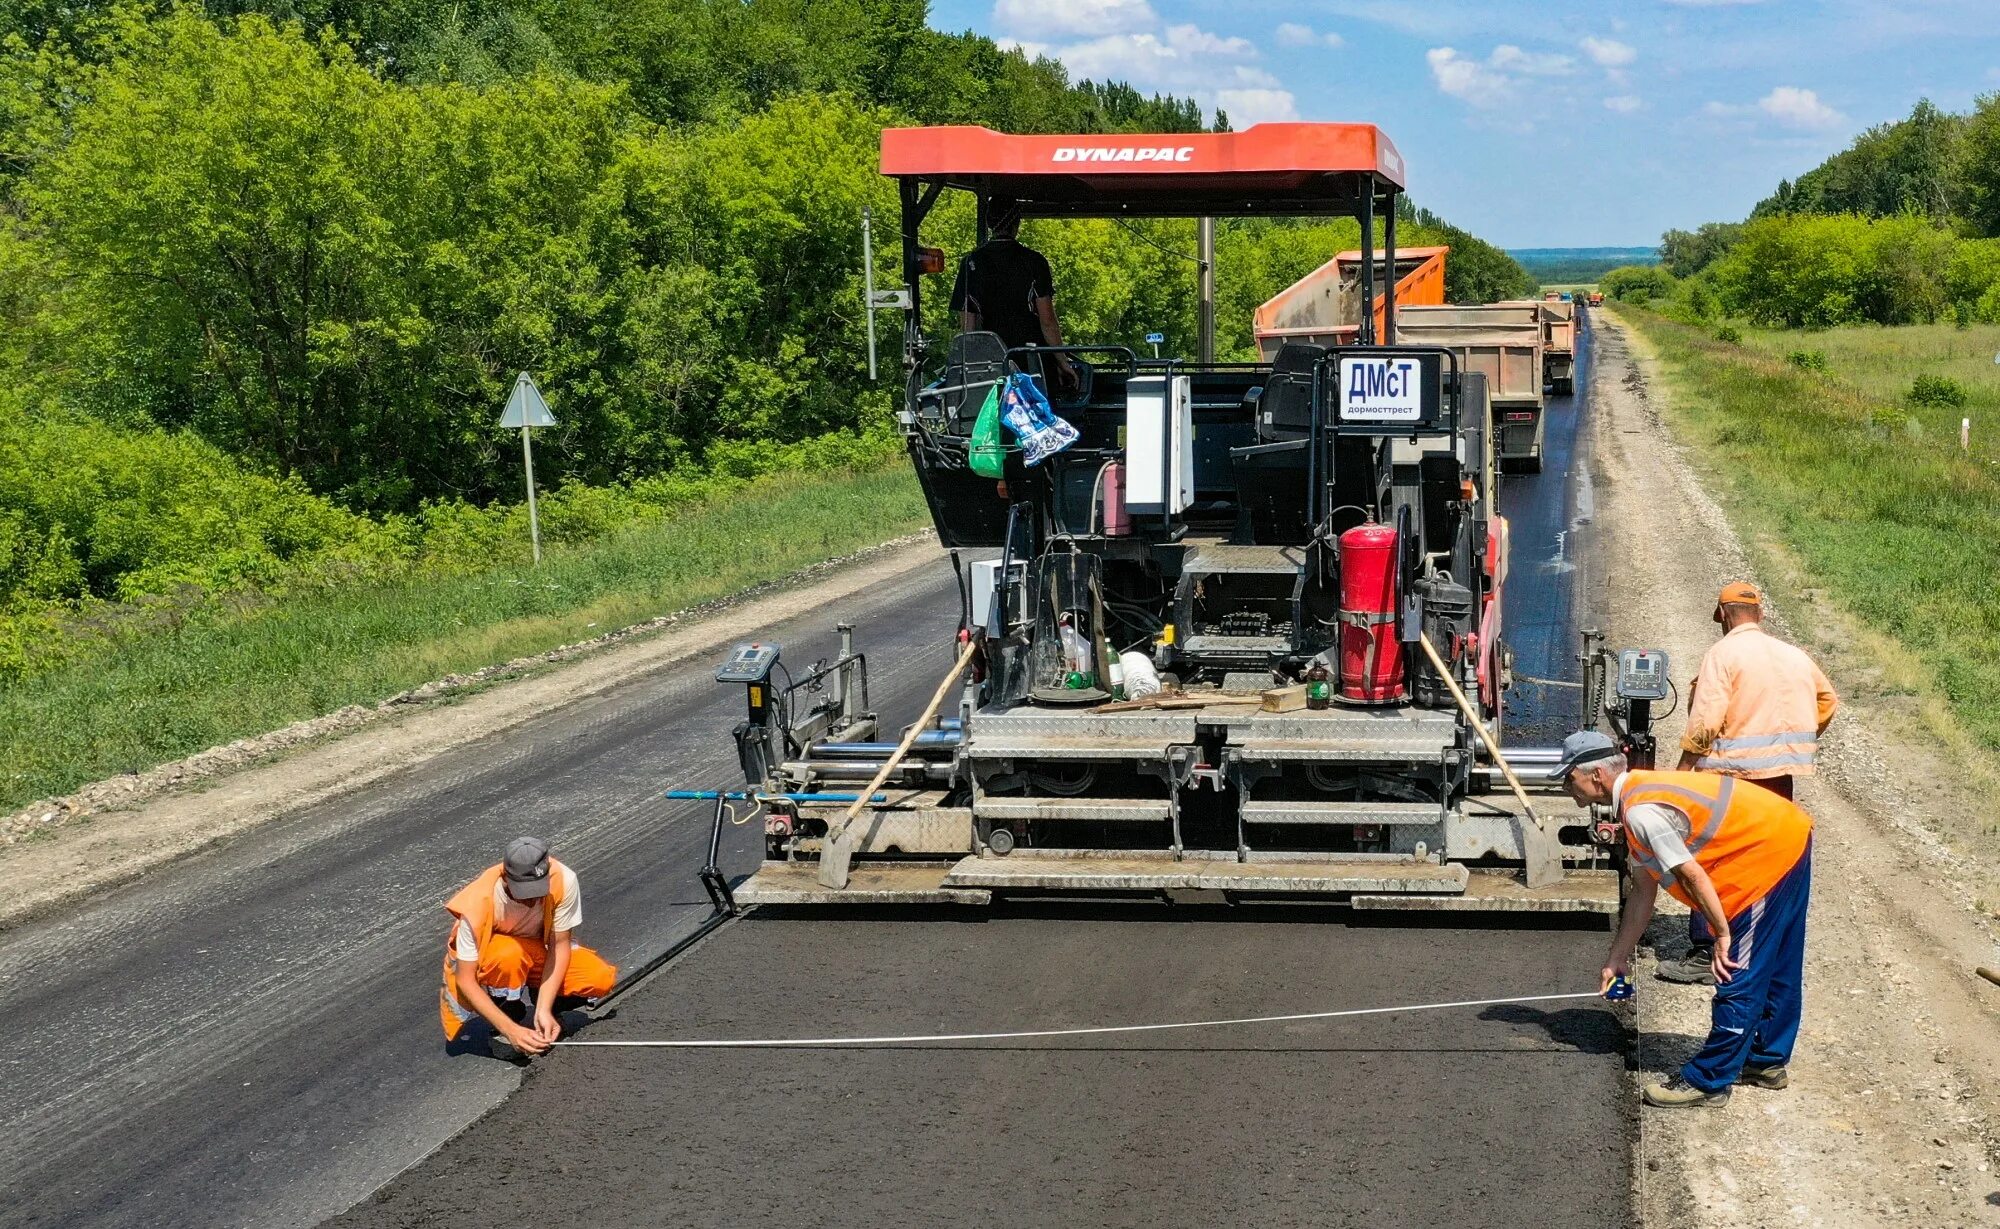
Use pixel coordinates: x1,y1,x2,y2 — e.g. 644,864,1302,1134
925,0,2000,246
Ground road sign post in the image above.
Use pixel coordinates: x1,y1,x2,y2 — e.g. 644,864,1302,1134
499,372,558,564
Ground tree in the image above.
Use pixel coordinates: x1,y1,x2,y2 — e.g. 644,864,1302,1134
1961,93,2000,238
1659,222,1743,279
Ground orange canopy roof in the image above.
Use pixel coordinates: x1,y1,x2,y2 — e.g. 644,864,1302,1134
880,124,1405,217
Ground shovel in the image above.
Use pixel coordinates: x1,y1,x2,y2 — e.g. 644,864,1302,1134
820,640,978,890
1417,632,1566,890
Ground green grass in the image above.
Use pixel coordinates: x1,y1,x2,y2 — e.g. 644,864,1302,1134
0,465,927,811
1735,321,2000,462
1615,305,2000,755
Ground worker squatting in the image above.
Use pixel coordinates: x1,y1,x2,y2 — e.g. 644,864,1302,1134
435,583,1836,1109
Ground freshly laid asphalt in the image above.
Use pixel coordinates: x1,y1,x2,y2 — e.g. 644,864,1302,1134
330,910,1630,1229
0,315,1621,1228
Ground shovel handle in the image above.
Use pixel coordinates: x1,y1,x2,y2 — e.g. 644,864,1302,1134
834,640,978,831
1417,632,1539,824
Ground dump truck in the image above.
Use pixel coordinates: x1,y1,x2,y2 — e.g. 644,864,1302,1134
705,124,1665,914
1505,298,1576,396
1252,244,1448,356
1255,259,1549,471
1390,303,1548,472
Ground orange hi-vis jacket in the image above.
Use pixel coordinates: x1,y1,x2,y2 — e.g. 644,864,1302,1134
1619,770,1813,920
1681,623,1838,780
438,861,571,1039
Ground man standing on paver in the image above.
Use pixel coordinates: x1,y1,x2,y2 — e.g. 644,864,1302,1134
1554,731,1814,1108
1657,581,1837,985
439,837,617,1060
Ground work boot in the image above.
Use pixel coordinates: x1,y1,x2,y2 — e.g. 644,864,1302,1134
1656,947,1716,985
1643,1076,1731,1108
1737,1065,1790,1090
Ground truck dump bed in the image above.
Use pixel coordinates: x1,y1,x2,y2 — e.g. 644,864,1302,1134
1391,304,1546,470
1253,245,1447,357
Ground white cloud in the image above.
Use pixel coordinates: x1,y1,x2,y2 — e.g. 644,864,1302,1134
1275,22,1344,48
1427,47,1516,108
1580,36,1635,68
1758,86,1845,129
1030,18,1308,124
1056,23,1262,84
993,0,1155,39
1217,88,1302,125
1702,87,1846,131
1489,44,1574,75
1427,42,1577,109
1603,95,1642,113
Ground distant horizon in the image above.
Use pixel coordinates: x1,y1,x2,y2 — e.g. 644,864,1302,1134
1505,245,1660,257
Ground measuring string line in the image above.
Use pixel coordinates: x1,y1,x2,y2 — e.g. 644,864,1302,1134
555,990,1605,1049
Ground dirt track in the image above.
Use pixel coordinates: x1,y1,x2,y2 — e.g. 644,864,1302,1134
330,908,1631,1229
1594,311,2000,1227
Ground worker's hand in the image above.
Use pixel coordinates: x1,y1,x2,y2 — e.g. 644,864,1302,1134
1054,356,1081,396
1710,932,1746,985
532,1004,562,1045
1599,954,1631,994
507,1022,553,1056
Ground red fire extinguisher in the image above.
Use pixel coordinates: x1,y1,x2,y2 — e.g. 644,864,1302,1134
1338,519,1407,704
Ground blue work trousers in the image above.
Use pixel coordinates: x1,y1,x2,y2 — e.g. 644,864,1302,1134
1683,841,1811,1093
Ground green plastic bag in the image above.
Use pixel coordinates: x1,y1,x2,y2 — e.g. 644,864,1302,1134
968,383,1008,479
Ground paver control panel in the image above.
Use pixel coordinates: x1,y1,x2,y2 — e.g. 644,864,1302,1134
1616,649,1670,701
716,641,781,684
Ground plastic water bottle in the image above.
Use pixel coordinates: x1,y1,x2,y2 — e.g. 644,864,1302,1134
1603,976,1634,1001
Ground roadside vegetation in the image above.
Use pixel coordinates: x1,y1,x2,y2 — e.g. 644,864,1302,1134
1613,305,2000,756
1596,88,2000,805
0,462,927,812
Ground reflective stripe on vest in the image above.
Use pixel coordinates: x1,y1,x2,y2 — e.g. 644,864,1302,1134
1619,770,1811,920
1695,729,1818,775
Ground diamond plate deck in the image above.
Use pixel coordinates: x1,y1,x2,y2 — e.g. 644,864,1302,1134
735,861,991,906
1239,800,1447,826
941,853,1469,895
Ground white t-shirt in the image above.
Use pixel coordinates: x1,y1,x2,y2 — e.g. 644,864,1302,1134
1615,773,1695,880
454,863,582,961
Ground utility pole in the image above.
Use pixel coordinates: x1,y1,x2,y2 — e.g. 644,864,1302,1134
1197,216,1216,364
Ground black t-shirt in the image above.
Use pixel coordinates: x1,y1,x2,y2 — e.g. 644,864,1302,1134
949,239,1054,353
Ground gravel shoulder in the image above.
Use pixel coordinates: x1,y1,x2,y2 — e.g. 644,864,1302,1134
0,536,942,930
1593,312,2000,1227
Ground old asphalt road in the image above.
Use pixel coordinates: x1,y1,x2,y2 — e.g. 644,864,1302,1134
6,317,1622,1229
0,564,962,1229
329,324,1629,1229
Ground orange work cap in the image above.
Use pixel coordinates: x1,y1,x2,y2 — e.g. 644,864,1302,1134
1714,581,1762,622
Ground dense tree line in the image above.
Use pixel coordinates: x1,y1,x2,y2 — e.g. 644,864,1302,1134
0,3,1530,630
1648,93,2000,327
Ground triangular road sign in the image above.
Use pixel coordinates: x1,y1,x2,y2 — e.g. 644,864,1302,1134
499,371,557,429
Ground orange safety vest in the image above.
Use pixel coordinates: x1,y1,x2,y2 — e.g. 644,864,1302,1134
437,861,571,1038
1619,770,1812,920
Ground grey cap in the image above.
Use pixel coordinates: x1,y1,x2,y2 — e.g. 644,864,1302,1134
1547,730,1620,780
503,836,552,899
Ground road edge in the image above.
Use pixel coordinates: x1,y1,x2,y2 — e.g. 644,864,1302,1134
0,534,943,930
